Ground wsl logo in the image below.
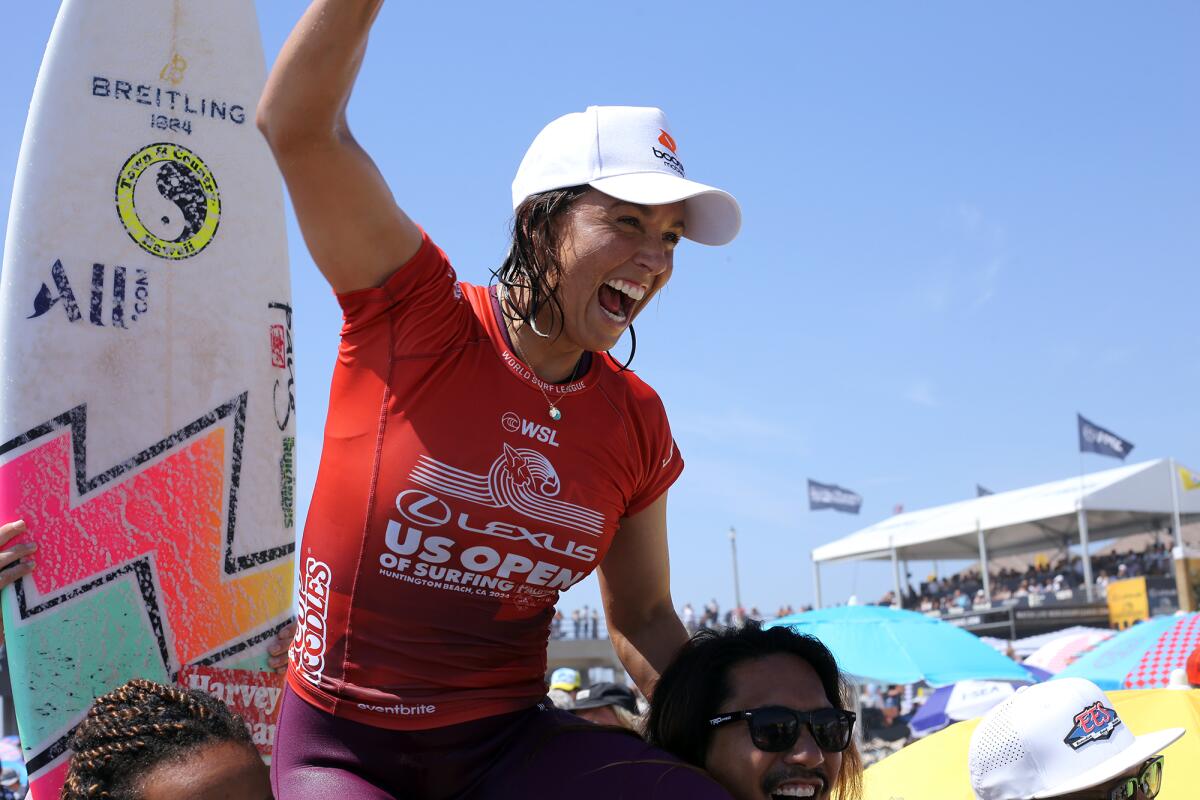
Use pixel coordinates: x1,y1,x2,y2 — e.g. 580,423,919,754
1063,702,1121,750
115,142,221,260
501,411,560,448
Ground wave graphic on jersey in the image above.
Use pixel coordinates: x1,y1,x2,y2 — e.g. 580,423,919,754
410,444,605,537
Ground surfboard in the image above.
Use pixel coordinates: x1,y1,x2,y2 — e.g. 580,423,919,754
0,2,294,795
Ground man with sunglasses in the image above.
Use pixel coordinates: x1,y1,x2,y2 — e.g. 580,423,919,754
646,623,863,800
968,678,1184,800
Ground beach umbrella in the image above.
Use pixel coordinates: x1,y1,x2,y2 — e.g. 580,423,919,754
1021,664,1054,682
766,606,1029,687
1024,627,1116,673
908,667,1049,738
862,689,1200,800
908,680,1018,738
1054,613,1200,690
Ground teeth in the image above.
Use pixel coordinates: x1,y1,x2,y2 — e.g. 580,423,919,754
599,306,626,324
604,279,646,302
773,786,817,797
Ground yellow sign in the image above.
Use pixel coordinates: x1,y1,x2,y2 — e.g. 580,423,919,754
1107,576,1150,630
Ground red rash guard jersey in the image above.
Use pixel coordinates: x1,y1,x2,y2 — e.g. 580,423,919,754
287,232,683,730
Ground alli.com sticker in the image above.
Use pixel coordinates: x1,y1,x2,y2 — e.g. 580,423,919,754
115,142,220,260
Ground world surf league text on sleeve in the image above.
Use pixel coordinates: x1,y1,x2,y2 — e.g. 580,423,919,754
91,76,246,126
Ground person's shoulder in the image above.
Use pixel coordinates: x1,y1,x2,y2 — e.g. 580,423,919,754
597,358,667,415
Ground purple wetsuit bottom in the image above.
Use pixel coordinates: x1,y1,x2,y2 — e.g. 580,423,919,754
271,686,733,800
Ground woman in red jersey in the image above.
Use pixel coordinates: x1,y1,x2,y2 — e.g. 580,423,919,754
258,2,740,797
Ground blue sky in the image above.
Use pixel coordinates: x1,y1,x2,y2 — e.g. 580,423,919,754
2,2,1197,617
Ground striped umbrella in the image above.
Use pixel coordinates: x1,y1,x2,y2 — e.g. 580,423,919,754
1054,613,1200,690
1024,628,1116,673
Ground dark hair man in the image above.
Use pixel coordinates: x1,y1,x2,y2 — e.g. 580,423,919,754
647,623,863,800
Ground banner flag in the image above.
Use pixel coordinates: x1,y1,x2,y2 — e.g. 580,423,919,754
976,484,994,497
1181,464,1200,492
808,479,863,514
1077,414,1134,460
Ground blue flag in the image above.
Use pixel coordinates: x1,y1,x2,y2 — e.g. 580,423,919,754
976,484,994,497
808,479,862,514
1078,414,1134,460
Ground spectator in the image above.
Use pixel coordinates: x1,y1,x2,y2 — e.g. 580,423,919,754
0,769,21,800
61,678,271,800
572,682,642,732
968,678,1183,799
590,607,601,639
705,598,721,629
647,623,863,800
548,667,582,709
552,608,564,639
682,602,697,635
572,608,582,639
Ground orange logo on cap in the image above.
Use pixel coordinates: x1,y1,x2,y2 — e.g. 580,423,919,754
658,129,678,154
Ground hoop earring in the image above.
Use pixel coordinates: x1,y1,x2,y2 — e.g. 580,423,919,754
607,324,636,371
528,315,552,339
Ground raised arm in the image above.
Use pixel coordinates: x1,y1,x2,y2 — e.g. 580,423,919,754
597,493,688,698
257,0,421,293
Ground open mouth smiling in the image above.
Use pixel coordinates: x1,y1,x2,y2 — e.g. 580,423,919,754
769,778,826,799
597,277,646,324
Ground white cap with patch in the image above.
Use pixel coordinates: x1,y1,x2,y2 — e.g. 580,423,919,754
511,105,741,246
968,678,1183,799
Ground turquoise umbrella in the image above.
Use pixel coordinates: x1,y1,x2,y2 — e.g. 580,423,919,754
766,605,1030,687
1053,613,1200,690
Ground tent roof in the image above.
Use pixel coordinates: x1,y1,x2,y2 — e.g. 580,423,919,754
813,459,1200,564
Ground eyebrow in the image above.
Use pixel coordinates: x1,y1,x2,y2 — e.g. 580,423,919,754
609,200,686,231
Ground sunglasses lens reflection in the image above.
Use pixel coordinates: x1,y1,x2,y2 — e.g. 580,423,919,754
748,708,853,753
750,708,799,751
812,710,853,751
1143,757,1163,797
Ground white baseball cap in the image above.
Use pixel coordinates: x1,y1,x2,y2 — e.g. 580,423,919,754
511,105,741,246
968,678,1184,799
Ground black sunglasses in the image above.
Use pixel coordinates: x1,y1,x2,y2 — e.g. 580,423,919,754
1107,756,1164,800
707,706,856,753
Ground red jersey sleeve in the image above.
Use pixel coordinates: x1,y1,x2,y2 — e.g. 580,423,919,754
335,230,474,357
623,388,685,517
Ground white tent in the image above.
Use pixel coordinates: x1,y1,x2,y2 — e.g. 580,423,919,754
811,458,1200,606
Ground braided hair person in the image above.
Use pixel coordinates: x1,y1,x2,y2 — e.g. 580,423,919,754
258,1,740,797
60,678,271,800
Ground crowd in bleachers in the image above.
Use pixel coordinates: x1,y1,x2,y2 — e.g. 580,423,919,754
550,600,817,641
879,539,1175,612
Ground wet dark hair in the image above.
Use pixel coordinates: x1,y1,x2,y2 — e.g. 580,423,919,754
646,622,863,800
62,678,257,800
492,186,637,370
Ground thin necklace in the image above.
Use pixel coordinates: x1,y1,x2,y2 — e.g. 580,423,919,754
500,288,582,422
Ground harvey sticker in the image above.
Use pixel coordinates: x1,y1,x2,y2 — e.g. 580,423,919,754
179,665,283,756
